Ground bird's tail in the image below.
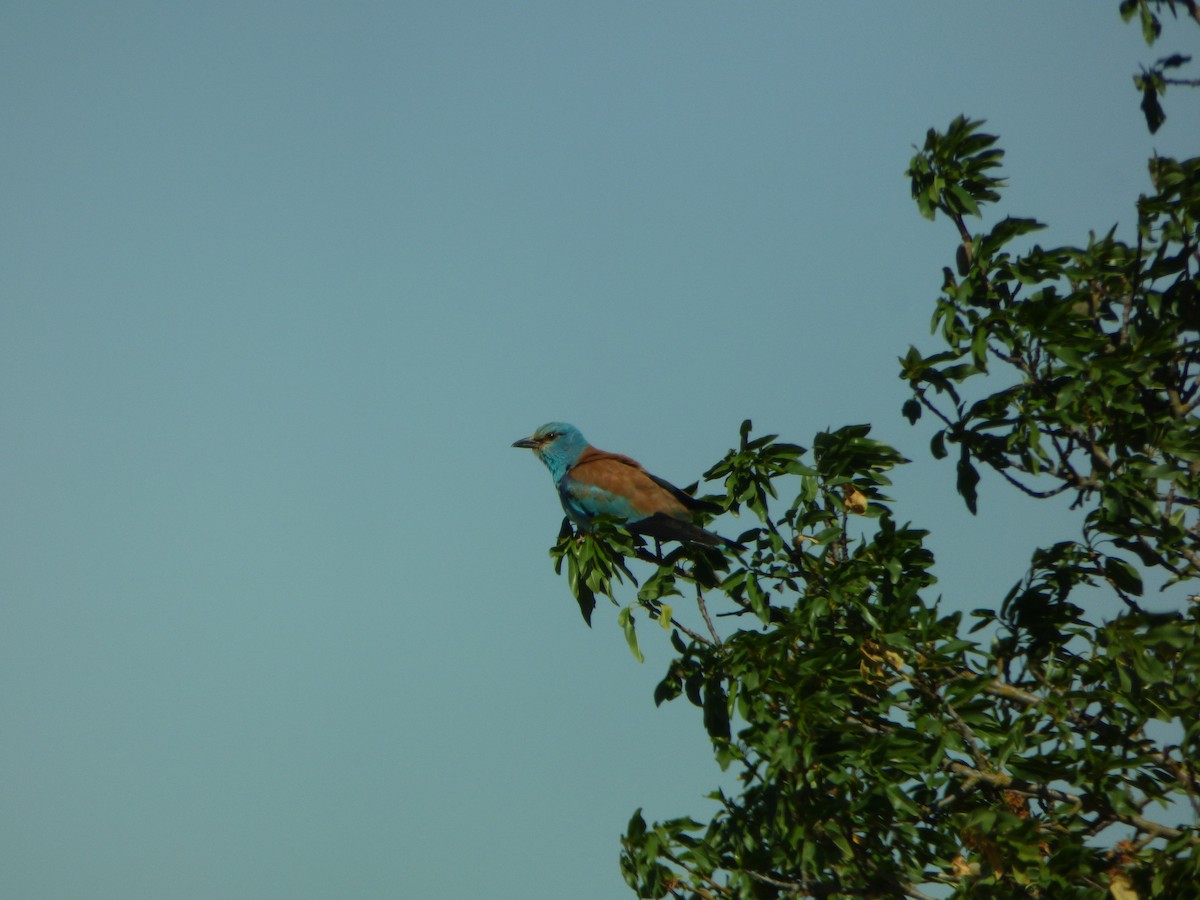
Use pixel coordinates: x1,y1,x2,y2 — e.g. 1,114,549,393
630,513,745,551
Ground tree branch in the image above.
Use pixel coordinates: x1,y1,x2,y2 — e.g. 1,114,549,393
696,583,722,645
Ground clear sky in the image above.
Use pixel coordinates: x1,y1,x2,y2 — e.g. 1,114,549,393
2,3,1196,898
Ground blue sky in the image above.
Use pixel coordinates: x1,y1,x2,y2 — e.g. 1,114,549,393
2,4,1197,898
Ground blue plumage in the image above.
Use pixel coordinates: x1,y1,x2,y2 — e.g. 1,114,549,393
513,423,738,548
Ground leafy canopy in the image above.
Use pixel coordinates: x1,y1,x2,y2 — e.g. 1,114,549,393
539,7,1200,898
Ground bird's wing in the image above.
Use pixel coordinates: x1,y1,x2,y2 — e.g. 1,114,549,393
563,448,690,521
629,513,730,547
645,472,723,514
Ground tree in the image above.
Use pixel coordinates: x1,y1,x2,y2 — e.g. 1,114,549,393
547,8,1200,898
1123,0,1200,132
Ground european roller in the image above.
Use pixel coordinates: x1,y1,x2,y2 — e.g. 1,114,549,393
512,422,740,549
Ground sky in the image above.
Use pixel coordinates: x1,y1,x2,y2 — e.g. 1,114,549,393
2,3,1197,898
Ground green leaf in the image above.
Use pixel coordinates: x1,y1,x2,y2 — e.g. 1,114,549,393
902,397,922,424
684,671,704,708
1139,71,1166,133
956,449,980,515
702,680,730,741
574,581,597,626
1103,556,1144,596
617,606,644,663
931,430,948,460
746,575,771,625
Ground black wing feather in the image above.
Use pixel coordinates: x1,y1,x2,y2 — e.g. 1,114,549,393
645,473,723,514
630,513,744,550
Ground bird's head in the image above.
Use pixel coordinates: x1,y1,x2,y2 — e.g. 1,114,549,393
512,422,589,480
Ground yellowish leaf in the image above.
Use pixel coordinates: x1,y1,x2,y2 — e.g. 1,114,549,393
859,640,904,681
843,485,868,514
950,855,979,878
1109,872,1138,900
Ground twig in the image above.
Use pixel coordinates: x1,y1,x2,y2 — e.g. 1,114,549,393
917,391,956,428
744,868,936,900
669,614,713,647
948,209,975,254
763,514,808,569
992,466,1075,499
983,678,1200,805
657,848,724,898
915,674,989,771
696,583,722,645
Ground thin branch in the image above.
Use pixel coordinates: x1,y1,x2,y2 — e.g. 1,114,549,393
948,209,974,252
764,514,809,569
669,613,713,647
946,762,1188,840
991,465,1076,499
1177,543,1200,575
983,677,1200,804
917,391,956,428
982,678,1040,707
914,674,989,770
744,868,936,900
696,583,722,645
656,848,725,898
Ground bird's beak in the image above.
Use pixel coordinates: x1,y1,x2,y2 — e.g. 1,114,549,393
512,436,538,449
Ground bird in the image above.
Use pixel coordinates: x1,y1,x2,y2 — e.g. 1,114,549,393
512,422,741,549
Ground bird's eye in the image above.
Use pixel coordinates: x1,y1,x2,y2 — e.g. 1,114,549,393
544,431,557,440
